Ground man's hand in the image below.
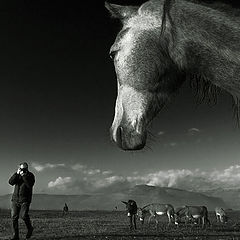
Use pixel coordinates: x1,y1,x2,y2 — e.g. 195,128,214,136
20,170,27,176
17,168,21,174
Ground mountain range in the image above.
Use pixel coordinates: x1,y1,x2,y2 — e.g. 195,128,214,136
0,185,227,210
201,188,240,210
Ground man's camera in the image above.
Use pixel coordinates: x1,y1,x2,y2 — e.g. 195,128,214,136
20,168,28,173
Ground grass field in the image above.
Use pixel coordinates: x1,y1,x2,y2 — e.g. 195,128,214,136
1,209,240,240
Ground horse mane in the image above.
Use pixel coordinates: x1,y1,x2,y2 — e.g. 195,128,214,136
188,0,240,17
142,204,151,210
160,0,175,36
188,74,240,125
141,203,160,210
160,0,240,123
189,74,219,106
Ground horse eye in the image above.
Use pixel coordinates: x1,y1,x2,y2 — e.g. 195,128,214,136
109,50,117,60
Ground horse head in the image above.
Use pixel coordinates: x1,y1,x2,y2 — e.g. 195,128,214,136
106,1,185,150
174,205,187,225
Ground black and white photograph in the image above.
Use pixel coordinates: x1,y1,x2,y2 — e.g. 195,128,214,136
0,0,240,239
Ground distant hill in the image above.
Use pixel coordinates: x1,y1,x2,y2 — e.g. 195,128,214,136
0,185,227,210
125,185,227,210
202,188,240,210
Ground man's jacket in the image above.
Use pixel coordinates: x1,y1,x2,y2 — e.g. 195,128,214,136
9,172,35,203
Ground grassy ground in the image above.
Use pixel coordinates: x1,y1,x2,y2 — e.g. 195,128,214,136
1,209,240,239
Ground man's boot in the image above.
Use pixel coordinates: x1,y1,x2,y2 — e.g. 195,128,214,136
24,218,34,239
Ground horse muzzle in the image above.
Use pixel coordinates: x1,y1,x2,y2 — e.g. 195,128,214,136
111,125,147,151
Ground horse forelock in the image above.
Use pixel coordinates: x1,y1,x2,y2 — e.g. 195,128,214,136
112,0,174,64
125,14,162,31
121,0,171,31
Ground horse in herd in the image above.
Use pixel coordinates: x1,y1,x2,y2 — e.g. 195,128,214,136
137,203,175,226
122,200,228,230
174,205,210,227
106,0,240,151
215,207,228,223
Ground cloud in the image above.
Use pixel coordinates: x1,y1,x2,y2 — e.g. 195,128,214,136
48,177,72,190
43,162,240,194
209,165,240,188
84,169,101,175
95,175,125,188
188,128,201,135
102,170,113,175
158,131,165,136
71,164,105,176
164,142,178,148
47,177,94,194
71,164,86,171
126,165,240,191
31,162,65,172
46,174,126,194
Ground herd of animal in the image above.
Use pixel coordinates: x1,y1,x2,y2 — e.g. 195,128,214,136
122,200,228,230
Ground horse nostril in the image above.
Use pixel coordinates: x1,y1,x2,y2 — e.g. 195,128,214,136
116,126,123,146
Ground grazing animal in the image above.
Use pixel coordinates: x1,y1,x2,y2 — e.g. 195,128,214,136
122,200,138,230
106,0,240,151
137,203,175,227
62,203,69,217
215,207,228,223
175,205,210,228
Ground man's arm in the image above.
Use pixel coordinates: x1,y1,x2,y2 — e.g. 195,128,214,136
22,173,35,188
8,173,20,186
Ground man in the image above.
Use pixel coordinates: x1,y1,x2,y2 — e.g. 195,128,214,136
62,203,69,217
9,162,35,240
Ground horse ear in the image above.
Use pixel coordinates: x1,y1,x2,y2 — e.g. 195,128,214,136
105,2,139,20
121,201,128,205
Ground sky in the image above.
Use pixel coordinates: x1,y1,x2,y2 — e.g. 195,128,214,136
1,0,240,195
